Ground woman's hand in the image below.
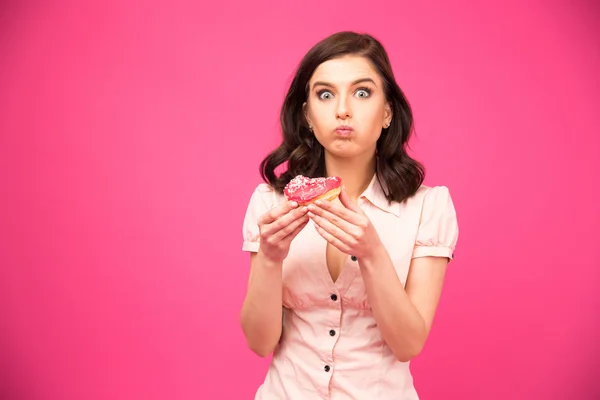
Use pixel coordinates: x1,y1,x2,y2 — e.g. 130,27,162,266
257,201,309,264
307,188,384,261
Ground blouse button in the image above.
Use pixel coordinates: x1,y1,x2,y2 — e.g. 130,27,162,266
351,255,357,261
330,294,338,301
329,329,336,336
324,365,331,372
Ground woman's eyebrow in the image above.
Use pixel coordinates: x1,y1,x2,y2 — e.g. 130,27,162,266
311,77,378,89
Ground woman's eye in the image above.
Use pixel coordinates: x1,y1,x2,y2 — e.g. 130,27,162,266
318,91,333,100
355,89,371,98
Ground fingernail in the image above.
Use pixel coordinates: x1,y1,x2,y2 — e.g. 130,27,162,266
291,201,298,207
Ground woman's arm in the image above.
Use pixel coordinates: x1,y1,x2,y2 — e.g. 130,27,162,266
359,249,448,362
306,187,455,362
240,200,309,357
240,252,284,357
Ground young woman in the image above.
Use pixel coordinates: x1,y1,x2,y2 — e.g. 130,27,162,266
240,31,459,400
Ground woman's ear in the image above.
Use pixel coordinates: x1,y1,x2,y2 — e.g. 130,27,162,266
384,102,393,127
303,102,313,128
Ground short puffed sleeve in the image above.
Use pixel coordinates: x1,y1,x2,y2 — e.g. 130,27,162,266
242,183,277,252
411,186,459,261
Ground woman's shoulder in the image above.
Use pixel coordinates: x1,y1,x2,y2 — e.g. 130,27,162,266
402,184,452,205
246,182,287,209
410,184,459,255
251,182,276,196
411,184,458,226
397,184,456,221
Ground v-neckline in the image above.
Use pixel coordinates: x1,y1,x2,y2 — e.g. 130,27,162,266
326,243,349,284
311,221,357,289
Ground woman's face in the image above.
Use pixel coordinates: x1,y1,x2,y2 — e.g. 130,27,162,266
304,55,392,159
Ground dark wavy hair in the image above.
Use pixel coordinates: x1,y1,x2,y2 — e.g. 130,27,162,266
259,31,425,204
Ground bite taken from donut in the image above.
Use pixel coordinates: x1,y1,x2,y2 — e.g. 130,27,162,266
283,175,342,206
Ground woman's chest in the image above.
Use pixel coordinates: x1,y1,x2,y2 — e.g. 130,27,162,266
281,207,419,310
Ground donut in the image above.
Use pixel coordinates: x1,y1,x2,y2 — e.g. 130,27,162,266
283,175,342,205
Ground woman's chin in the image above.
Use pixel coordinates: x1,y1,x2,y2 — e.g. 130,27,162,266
324,146,363,159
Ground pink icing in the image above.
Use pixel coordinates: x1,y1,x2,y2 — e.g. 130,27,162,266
284,175,342,203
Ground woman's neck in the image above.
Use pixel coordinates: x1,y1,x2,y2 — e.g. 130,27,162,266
324,151,376,202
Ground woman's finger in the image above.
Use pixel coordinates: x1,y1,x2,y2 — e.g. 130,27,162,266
308,211,354,249
338,187,364,214
258,200,299,226
262,206,308,237
313,197,363,225
307,202,354,234
312,221,351,254
272,213,309,242
281,216,310,244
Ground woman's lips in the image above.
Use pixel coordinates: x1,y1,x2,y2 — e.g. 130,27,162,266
335,126,353,136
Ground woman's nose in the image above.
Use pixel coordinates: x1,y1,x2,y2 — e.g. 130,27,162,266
335,97,352,120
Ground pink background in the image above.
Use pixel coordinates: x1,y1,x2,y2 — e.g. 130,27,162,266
1,1,598,399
